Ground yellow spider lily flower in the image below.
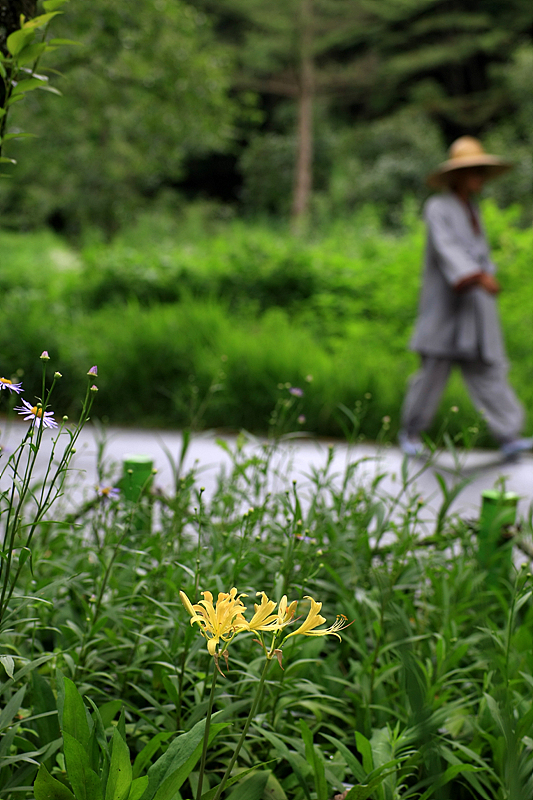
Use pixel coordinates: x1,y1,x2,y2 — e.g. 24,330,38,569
246,592,278,631
276,595,298,628
284,596,350,641
246,592,298,633
180,588,248,656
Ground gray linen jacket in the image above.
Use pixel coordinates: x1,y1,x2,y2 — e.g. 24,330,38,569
409,192,506,364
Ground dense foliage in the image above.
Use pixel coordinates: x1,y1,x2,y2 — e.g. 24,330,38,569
0,200,531,444
2,365,533,798
0,0,236,234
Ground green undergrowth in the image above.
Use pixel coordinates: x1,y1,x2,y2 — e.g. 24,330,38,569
2,400,533,799
1,200,532,442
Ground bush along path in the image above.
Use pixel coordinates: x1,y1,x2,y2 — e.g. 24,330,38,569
2,200,533,443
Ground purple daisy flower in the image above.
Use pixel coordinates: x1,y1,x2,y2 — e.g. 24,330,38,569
289,387,304,398
97,485,120,501
14,398,58,429
0,377,23,394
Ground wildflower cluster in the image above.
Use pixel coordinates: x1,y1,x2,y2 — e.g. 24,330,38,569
180,587,350,665
0,351,59,428
0,354,100,431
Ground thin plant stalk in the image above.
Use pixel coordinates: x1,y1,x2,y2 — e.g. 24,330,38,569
211,655,273,800
196,666,219,800
0,379,96,625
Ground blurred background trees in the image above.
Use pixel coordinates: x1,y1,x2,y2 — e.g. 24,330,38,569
1,0,533,236
1,0,533,437
0,0,237,234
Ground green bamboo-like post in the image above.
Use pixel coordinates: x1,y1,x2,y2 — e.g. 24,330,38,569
477,489,518,574
122,454,154,532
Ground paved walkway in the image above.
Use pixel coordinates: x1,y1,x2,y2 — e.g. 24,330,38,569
2,420,529,523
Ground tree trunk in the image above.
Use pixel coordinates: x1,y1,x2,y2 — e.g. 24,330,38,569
0,0,37,107
291,0,314,232
0,0,36,54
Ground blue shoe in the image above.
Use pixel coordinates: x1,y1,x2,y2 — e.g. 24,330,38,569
399,430,425,457
500,437,533,460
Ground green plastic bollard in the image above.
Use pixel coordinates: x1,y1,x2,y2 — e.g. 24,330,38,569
477,489,518,573
122,454,154,532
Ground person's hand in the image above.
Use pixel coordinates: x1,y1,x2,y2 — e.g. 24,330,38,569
478,273,501,294
455,272,501,294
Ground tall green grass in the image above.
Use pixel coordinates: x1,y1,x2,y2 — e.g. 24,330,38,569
2,396,533,798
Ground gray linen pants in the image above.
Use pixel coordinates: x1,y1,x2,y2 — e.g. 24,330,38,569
401,356,524,443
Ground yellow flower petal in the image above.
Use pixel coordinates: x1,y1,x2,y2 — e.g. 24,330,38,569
284,596,350,641
277,595,298,627
180,590,197,617
180,587,248,656
246,592,278,631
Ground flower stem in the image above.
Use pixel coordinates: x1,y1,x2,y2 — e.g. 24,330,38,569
211,656,273,800
196,665,219,800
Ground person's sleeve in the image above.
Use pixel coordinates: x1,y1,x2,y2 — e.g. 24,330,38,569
425,200,483,287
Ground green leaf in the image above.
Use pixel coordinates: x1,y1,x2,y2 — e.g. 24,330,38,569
34,763,76,800
515,590,533,613
253,728,312,800
62,677,91,750
127,777,149,800
5,94,25,107
32,673,61,750
11,77,49,95
0,655,15,678
14,42,48,66
142,720,227,800
117,708,127,742
200,762,277,800
132,732,174,780
63,730,103,800
13,654,55,684
22,12,61,30
343,777,394,800
226,771,269,800
0,724,19,765
0,685,26,730
1,133,38,144
0,156,17,164
97,699,122,729
106,728,132,800
323,735,366,783
7,29,35,56
300,719,327,800
36,84,63,96
151,766,194,800
262,772,288,800
85,699,109,769
355,732,374,774
417,764,480,800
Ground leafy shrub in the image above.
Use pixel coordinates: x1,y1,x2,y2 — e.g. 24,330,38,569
1,200,532,442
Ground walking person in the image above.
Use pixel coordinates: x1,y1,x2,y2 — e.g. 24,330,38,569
399,136,532,459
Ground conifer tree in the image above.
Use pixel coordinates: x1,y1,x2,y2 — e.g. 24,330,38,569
195,0,533,219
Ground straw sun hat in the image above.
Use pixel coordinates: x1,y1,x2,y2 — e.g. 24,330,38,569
427,136,512,189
